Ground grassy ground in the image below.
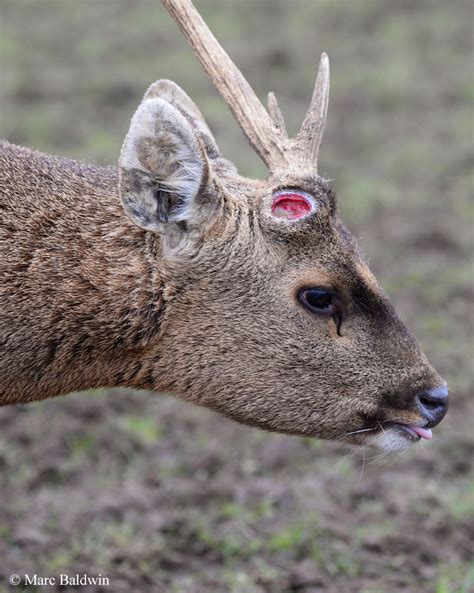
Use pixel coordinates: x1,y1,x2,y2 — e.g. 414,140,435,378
1,1,473,592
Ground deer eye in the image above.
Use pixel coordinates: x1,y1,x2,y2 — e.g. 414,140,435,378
298,288,338,316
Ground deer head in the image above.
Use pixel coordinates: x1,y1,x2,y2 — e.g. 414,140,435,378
119,0,448,451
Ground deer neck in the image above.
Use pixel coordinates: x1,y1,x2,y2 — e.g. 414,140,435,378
0,143,165,404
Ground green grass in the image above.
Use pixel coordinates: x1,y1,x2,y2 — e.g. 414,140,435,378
436,565,474,593
118,415,164,445
268,521,306,554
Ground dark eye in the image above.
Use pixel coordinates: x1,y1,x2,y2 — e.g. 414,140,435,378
298,288,343,334
299,288,336,315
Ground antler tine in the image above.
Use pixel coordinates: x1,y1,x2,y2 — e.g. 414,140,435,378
162,0,289,170
296,53,330,171
267,92,288,138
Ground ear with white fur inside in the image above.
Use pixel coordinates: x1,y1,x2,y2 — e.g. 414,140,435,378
119,97,209,234
143,79,221,159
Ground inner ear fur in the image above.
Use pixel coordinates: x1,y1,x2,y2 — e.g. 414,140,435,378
144,79,221,159
120,97,208,233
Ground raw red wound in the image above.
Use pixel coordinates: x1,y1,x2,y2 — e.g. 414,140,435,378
271,192,314,220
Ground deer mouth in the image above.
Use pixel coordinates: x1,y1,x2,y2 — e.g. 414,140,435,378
384,422,433,442
359,421,434,452
347,421,434,451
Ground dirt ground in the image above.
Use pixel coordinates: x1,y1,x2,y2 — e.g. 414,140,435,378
0,1,473,592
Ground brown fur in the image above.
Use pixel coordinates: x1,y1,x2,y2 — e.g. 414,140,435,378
0,80,444,450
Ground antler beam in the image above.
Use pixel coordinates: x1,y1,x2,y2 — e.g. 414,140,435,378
162,0,289,169
161,0,330,174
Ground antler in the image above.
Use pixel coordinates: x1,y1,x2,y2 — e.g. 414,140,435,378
162,0,329,174
295,53,330,170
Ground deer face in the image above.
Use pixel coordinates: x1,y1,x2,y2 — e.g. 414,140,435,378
119,0,448,452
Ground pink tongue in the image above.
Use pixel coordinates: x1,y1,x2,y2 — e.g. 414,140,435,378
411,426,433,440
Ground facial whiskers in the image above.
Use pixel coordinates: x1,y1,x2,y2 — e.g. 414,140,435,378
357,445,366,484
345,426,378,436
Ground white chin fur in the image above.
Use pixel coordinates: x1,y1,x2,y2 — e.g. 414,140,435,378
367,427,415,452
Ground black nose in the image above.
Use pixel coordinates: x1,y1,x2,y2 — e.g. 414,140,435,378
416,385,449,427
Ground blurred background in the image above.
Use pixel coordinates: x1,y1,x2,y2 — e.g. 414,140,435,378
0,1,473,592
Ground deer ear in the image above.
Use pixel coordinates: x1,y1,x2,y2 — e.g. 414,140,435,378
143,80,221,159
119,97,211,234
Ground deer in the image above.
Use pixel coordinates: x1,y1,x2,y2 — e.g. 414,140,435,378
0,0,448,452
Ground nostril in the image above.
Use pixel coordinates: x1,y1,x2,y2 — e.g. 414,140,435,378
416,385,449,427
419,393,442,410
